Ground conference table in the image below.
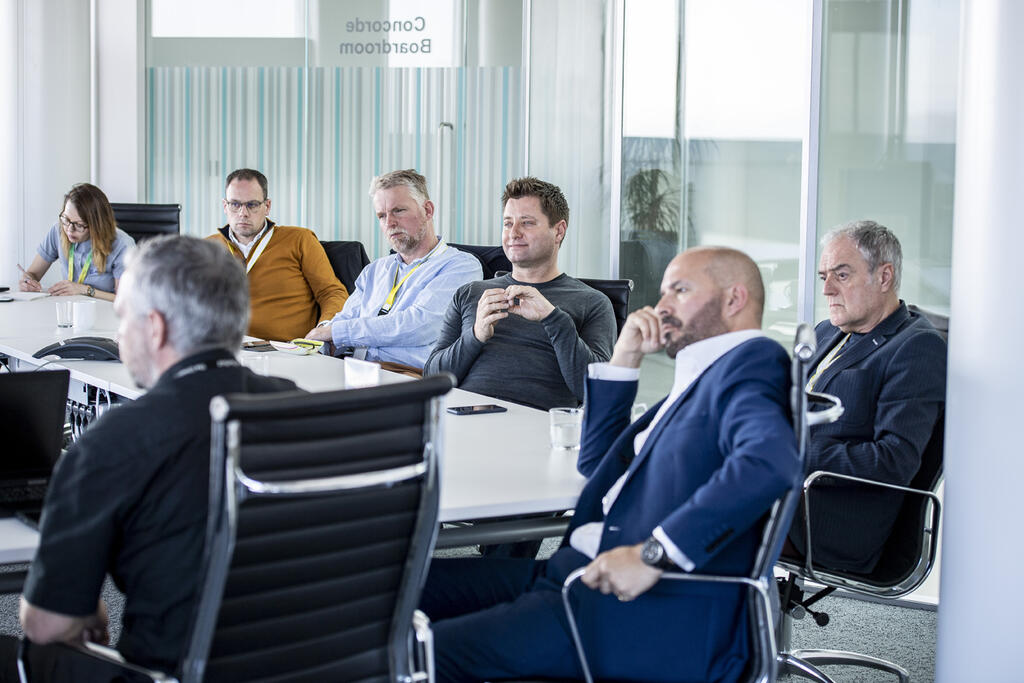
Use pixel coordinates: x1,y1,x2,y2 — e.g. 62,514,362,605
0,295,586,562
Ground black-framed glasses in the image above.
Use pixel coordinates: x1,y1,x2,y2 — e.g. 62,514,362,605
225,199,267,213
58,214,88,233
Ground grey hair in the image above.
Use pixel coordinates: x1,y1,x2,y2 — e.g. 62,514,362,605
823,220,903,292
368,169,430,207
124,236,249,355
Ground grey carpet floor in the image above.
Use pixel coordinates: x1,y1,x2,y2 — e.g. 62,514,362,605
1,544,937,682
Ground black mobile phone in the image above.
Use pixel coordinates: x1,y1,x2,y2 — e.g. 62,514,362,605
0,297,12,303
242,340,275,352
446,404,508,416
0,286,9,292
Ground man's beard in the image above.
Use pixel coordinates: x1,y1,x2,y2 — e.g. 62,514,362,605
390,224,427,255
663,295,728,358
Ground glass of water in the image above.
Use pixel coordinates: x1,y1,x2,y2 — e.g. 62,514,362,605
549,407,584,450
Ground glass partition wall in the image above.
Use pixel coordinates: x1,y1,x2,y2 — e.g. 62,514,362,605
146,0,527,258
143,0,958,408
616,0,957,405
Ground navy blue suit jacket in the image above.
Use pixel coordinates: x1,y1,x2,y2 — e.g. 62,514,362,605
545,336,799,683
787,301,946,573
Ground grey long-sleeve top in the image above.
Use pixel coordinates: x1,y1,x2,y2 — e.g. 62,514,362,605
424,273,616,410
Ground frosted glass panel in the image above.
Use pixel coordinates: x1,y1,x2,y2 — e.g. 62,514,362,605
147,65,524,257
146,0,526,261
816,0,958,318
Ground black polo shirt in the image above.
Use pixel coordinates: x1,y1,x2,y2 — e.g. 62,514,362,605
23,349,300,672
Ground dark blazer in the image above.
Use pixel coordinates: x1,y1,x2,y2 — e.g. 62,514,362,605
788,301,947,573
545,336,799,683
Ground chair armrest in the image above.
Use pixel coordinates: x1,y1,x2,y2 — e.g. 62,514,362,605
798,471,942,594
805,391,844,427
410,609,434,683
560,568,776,683
18,639,177,683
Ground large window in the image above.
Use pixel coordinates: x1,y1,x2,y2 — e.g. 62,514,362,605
815,0,958,319
620,0,813,403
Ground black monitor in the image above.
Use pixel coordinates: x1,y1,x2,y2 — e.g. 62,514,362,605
0,370,69,481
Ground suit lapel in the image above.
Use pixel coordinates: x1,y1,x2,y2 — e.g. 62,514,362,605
814,304,910,389
623,378,702,478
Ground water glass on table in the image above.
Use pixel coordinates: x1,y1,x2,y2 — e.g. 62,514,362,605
55,301,74,328
549,407,583,450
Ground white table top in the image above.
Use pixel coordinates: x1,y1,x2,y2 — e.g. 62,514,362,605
0,297,586,560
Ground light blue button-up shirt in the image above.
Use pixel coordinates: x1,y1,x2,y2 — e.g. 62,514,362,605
328,238,483,368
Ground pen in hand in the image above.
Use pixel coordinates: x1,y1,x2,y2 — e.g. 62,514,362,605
16,263,42,292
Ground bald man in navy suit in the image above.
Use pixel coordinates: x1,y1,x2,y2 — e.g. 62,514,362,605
787,220,947,573
421,247,800,683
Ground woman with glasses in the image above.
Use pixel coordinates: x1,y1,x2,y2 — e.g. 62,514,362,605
18,183,135,302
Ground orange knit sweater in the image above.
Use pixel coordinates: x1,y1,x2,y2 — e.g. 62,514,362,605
208,223,349,342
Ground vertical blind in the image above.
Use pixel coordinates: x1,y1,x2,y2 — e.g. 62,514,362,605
148,65,525,260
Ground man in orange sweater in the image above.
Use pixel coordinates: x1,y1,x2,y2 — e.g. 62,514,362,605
207,169,348,341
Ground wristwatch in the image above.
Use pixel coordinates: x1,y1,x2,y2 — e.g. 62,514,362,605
641,536,671,568
86,285,95,298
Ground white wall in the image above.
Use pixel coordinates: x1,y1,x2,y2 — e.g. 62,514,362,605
2,0,91,290
936,0,1024,679
95,0,144,201
0,0,142,290
0,0,22,290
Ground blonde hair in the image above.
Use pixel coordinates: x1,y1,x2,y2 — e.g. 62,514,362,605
59,183,118,273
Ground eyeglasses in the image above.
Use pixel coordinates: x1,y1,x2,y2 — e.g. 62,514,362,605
225,200,267,213
59,214,89,233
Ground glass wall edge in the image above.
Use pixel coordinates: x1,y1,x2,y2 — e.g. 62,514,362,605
607,0,625,279
797,0,824,326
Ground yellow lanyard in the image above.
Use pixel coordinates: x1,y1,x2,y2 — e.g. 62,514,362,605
377,243,447,315
806,333,851,391
67,243,93,284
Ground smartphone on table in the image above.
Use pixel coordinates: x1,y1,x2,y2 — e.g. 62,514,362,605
241,340,275,352
446,404,508,416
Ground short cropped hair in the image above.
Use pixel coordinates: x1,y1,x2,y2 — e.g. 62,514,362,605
125,236,249,356
501,177,569,227
225,168,269,200
823,220,903,292
368,169,430,206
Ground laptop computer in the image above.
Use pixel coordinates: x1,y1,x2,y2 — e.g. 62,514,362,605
0,369,70,526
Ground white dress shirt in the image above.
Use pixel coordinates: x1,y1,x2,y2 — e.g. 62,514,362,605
569,329,766,570
228,220,270,259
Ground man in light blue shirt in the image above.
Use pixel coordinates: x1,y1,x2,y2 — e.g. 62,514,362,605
304,169,482,370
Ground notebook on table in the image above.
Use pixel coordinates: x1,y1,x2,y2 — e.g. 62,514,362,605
0,369,70,527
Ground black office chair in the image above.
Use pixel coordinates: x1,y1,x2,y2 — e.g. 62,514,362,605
776,306,948,683
562,325,843,683
447,243,511,279
19,374,454,683
0,571,26,594
110,203,181,245
320,240,371,294
578,278,633,334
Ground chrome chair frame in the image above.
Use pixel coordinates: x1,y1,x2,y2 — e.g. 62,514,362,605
561,324,841,683
777,474,941,683
794,472,941,598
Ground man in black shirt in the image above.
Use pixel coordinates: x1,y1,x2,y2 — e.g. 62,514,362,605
15,236,299,674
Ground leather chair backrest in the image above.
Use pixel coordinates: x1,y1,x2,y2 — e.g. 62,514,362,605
182,376,452,683
111,203,181,244
578,278,634,335
319,240,370,294
448,243,511,279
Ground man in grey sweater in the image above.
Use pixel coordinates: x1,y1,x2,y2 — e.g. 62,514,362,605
425,177,616,410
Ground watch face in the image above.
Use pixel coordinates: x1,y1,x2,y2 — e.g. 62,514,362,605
642,538,664,565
